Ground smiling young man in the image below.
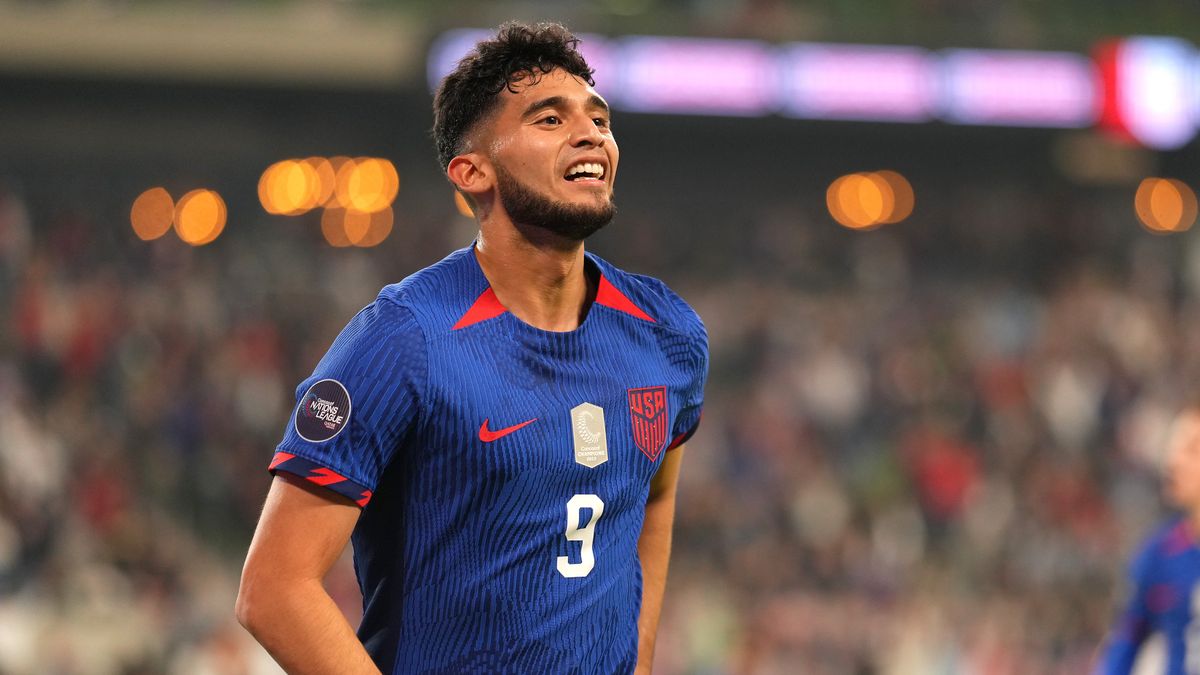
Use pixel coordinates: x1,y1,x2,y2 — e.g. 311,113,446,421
236,22,708,674
1098,406,1200,674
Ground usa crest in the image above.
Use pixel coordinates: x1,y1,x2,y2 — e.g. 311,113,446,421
628,386,668,461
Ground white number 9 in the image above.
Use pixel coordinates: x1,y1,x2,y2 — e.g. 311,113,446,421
556,494,605,578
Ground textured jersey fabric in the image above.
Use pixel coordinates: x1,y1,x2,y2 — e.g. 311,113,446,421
269,244,708,674
1098,518,1200,674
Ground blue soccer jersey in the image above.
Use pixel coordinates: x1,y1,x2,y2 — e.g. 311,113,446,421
268,244,708,673
1099,518,1200,674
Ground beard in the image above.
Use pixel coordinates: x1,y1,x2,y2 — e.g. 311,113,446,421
494,164,616,243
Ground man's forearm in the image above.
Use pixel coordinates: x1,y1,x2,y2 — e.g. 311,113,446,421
237,575,380,675
635,489,677,674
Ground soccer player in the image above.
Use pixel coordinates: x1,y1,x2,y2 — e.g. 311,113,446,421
235,21,708,674
1098,406,1200,674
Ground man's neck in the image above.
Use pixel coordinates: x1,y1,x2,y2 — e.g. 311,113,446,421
1187,510,1200,541
474,227,596,332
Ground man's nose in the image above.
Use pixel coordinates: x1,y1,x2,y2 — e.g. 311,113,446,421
569,118,605,148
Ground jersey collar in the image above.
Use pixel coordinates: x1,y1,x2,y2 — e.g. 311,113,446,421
452,244,656,331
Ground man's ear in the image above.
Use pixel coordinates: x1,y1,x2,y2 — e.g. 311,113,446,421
447,153,493,200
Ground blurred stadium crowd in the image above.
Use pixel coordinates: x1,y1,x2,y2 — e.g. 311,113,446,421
1,157,1194,673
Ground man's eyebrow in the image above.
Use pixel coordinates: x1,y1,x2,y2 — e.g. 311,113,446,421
522,96,566,119
521,95,611,118
588,95,610,115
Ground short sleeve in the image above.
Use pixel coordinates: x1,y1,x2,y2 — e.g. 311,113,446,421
1096,535,1158,674
668,303,708,451
270,298,426,507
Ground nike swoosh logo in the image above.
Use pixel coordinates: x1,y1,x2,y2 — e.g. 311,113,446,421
479,417,538,443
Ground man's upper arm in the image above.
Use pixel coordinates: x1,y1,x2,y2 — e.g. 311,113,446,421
243,473,362,585
648,444,685,503
271,298,427,508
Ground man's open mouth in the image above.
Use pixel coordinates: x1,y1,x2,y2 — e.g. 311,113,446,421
564,162,605,181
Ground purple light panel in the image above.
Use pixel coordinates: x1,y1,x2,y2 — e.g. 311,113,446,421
616,37,777,115
940,50,1099,127
426,29,490,91
576,35,617,97
782,44,937,122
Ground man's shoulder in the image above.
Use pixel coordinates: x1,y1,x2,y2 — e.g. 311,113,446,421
588,252,706,345
1148,518,1198,557
1131,518,1193,576
375,246,481,332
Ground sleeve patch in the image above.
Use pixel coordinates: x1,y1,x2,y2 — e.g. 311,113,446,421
294,379,352,443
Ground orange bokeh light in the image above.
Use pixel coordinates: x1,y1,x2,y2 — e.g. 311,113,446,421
320,208,353,248
827,171,914,230
260,159,320,215
174,189,227,246
305,157,337,207
1136,178,1198,234
876,170,914,224
321,206,394,248
130,187,175,241
829,174,883,230
354,207,394,247
334,158,399,213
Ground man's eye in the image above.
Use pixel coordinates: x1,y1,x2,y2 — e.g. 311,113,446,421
594,118,610,128
540,116,560,125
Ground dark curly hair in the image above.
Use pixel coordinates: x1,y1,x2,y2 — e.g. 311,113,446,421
432,21,595,171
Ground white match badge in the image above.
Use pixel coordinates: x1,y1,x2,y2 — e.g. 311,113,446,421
571,402,608,468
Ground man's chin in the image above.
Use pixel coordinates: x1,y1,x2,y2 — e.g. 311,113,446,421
527,205,615,243
495,166,616,242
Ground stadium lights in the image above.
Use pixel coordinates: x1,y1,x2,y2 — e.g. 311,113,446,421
130,186,227,246
1097,37,1197,150
826,171,914,230
259,157,399,217
258,156,399,248
321,206,394,248
428,31,1200,149
781,44,935,123
130,187,175,241
175,189,227,246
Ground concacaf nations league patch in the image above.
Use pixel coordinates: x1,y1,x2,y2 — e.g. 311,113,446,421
295,379,351,443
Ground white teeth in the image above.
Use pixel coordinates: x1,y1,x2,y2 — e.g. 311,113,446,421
566,162,604,179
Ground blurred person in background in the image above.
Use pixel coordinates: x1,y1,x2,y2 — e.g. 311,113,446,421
236,21,707,674
1097,403,1200,675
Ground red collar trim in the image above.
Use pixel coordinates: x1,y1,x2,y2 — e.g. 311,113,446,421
1165,520,1199,556
452,275,656,330
595,276,656,323
452,287,506,330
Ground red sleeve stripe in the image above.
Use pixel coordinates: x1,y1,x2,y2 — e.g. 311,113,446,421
268,452,295,470
667,413,702,451
306,467,348,487
267,451,373,507
666,432,687,451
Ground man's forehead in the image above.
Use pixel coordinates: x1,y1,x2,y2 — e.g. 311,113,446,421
502,68,602,105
